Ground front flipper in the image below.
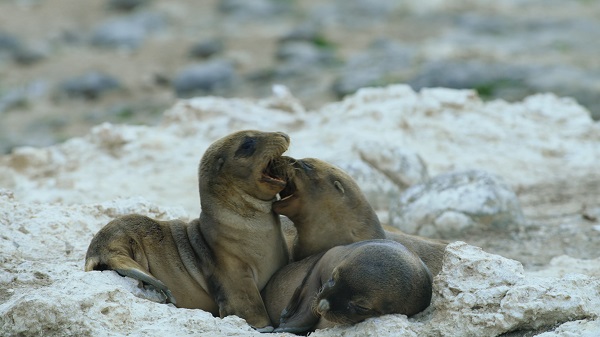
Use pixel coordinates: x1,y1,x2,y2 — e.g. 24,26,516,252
208,269,272,331
115,268,177,305
274,264,322,333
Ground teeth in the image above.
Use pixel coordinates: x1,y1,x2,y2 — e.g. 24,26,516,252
275,193,293,202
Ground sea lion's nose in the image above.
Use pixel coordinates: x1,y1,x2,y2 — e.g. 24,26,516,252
276,132,290,143
317,299,330,314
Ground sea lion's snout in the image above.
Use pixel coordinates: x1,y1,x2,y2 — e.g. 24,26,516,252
275,131,290,143
317,299,330,314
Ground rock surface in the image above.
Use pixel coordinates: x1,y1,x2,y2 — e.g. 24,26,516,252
389,170,526,239
1,87,600,336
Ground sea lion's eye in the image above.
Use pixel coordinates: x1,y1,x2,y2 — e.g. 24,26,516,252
235,137,257,157
350,303,371,314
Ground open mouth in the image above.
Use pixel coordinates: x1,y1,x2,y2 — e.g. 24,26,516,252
276,179,296,201
261,156,293,188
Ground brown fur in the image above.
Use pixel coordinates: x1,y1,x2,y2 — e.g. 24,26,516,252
263,240,433,334
85,130,292,331
274,157,448,275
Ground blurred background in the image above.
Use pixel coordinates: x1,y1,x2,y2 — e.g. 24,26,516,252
1,0,599,154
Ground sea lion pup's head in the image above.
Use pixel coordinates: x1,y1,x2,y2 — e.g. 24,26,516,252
198,130,292,213
314,240,433,325
274,157,385,259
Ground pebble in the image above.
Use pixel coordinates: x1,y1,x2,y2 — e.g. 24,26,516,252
189,38,224,59
59,72,122,99
90,11,165,50
172,60,236,97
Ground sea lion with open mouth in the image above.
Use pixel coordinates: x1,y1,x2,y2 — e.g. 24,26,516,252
85,130,293,332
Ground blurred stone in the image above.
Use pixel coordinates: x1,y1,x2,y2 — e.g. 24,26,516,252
389,170,525,239
0,32,22,60
409,61,600,120
217,0,292,19
60,72,122,100
454,13,514,35
12,44,48,65
525,66,600,121
409,61,534,101
313,0,401,28
107,0,151,12
275,41,334,65
332,39,416,98
91,11,165,50
0,80,49,113
279,23,321,43
173,60,236,97
273,37,337,79
188,38,224,59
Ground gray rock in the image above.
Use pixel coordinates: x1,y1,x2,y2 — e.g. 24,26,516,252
91,11,165,49
389,170,525,239
276,41,335,65
12,44,48,65
332,39,416,98
409,61,534,101
0,32,21,57
279,23,322,43
189,38,224,59
274,41,337,79
0,80,49,113
107,0,151,12
525,66,600,120
312,0,400,28
410,61,600,120
0,32,48,65
60,72,122,99
217,0,292,19
454,13,516,35
173,60,236,97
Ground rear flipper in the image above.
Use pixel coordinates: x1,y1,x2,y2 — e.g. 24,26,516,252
114,268,177,306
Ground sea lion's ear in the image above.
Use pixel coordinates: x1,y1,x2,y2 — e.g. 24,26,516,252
334,181,345,194
215,157,225,172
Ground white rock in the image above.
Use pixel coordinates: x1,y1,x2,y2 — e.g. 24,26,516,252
1,86,599,336
425,242,600,336
389,170,525,238
355,141,429,190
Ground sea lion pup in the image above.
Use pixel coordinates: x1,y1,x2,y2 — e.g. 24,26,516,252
275,157,447,275
85,130,293,332
263,240,433,334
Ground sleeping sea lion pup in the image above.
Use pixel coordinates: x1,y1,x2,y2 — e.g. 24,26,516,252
85,130,293,332
263,240,433,334
275,157,447,275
